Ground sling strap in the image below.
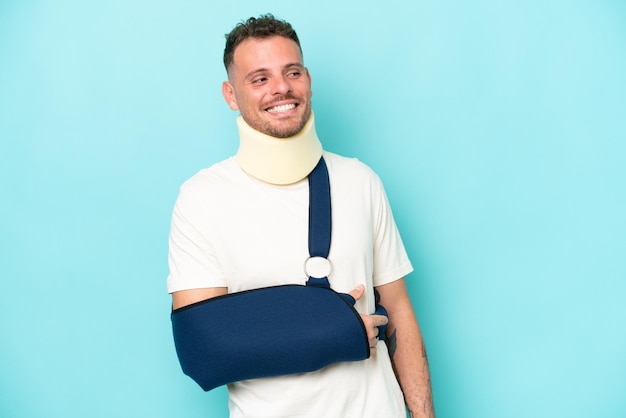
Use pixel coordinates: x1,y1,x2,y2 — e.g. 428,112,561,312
306,157,332,288
308,157,332,259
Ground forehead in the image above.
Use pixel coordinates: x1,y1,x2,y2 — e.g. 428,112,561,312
231,36,303,73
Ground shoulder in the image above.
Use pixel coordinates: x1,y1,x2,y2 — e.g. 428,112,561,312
178,157,243,195
323,151,384,188
323,151,379,178
172,157,247,215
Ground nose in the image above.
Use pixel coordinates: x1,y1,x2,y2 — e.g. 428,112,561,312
271,75,292,95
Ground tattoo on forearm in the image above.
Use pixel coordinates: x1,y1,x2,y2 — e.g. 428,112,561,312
386,329,397,360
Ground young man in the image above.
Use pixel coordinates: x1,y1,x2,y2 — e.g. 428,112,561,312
167,14,435,418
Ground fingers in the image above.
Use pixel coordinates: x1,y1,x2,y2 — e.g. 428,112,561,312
361,313,388,357
365,315,388,341
346,285,388,357
367,314,389,328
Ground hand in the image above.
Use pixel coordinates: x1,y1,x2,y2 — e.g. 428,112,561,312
348,284,388,356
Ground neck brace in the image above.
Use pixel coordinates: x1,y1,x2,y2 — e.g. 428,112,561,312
236,113,323,185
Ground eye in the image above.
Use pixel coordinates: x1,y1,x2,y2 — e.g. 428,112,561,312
251,77,268,85
287,70,301,78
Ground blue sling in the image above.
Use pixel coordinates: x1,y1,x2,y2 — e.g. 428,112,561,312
171,157,387,391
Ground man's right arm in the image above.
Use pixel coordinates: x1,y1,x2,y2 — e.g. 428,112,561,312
172,285,384,356
172,287,228,310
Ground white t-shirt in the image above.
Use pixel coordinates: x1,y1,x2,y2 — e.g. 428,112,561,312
168,151,413,418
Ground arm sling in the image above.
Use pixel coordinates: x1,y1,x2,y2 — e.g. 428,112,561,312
171,157,388,391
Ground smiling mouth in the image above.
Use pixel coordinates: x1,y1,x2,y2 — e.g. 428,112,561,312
266,103,297,113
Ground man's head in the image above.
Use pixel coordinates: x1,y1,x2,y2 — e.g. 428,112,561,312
222,14,312,138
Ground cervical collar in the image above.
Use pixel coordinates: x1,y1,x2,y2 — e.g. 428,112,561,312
236,112,323,185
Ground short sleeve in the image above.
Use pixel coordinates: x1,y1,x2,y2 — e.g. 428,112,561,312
166,182,228,293
371,175,413,286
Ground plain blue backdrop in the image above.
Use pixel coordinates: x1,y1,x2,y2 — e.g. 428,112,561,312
1,1,625,417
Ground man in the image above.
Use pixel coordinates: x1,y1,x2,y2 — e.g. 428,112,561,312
167,14,435,418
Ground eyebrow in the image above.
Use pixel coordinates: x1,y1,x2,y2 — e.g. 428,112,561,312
244,62,304,80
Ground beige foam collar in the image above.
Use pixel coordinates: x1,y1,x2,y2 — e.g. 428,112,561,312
235,113,323,185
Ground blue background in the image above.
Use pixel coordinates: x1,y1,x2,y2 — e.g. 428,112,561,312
1,1,625,417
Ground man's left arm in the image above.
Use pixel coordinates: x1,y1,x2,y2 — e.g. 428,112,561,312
376,278,435,418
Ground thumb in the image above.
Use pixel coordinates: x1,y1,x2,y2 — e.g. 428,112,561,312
347,284,365,302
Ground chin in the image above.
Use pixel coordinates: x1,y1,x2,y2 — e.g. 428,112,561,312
263,119,307,138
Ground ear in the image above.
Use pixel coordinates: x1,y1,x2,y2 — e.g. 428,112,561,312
222,81,239,110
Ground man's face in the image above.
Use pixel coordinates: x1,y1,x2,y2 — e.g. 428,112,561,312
222,36,312,138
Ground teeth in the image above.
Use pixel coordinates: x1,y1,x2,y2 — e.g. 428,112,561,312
267,103,296,113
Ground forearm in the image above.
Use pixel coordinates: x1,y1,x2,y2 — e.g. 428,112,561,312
377,280,435,418
172,287,228,309
387,309,435,418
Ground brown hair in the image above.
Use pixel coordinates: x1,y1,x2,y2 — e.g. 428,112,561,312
223,14,302,71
